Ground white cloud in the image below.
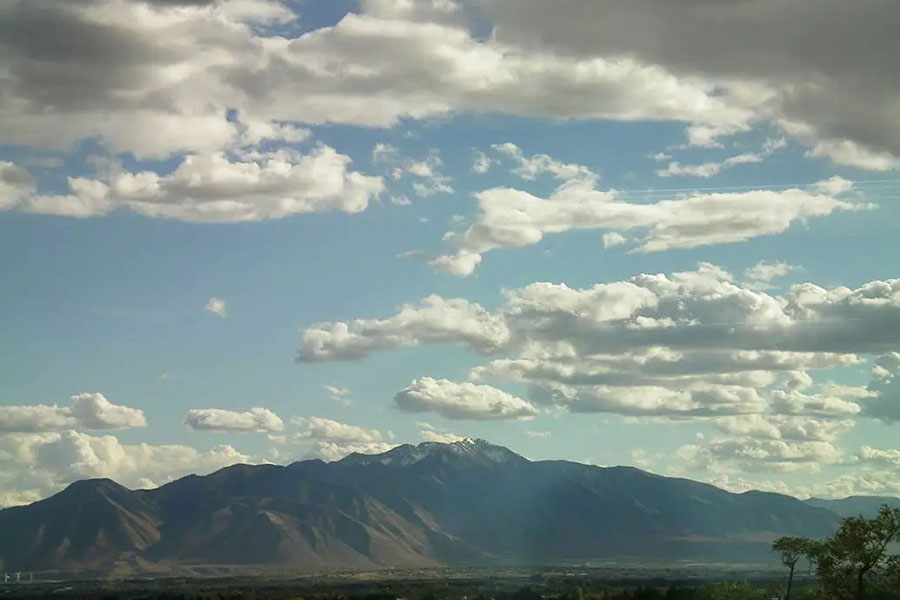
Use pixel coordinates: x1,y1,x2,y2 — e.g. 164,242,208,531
471,150,494,174
184,407,284,433
744,261,797,289
395,377,538,420
291,416,396,461
0,0,895,174
205,297,227,318
0,393,146,433
299,264,900,426
492,143,598,184
298,295,510,362
417,422,466,443
372,144,453,198
677,438,843,473
0,430,254,502
601,232,628,248
323,384,352,404
429,178,864,276
529,381,766,418
857,445,900,469
714,415,854,443
864,352,900,423
656,138,786,178
770,389,861,418
23,146,384,222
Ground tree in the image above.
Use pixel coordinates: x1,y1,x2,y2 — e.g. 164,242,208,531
772,536,813,600
787,505,900,600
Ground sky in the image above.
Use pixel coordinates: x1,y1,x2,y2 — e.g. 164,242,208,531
1,0,900,507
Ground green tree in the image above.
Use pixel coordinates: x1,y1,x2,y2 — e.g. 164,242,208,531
806,505,900,600
772,536,814,600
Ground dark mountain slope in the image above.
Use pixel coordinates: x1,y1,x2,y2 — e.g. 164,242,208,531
0,478,161,571
0,439,847,573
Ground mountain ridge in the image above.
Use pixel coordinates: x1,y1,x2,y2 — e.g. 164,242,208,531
0,439,890,574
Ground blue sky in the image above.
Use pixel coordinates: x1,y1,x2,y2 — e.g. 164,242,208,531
1,0,899,506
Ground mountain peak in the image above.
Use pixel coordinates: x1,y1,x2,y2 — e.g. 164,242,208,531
339,438,526,467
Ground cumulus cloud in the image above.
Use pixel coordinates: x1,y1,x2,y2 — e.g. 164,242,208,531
417,421,466,443
482,0,900,168
491,143,598,184
205,297,227,318
602,232,628,249
298,295,510,362
0,393,146,432
291,416,396,461
184,407,284,433
22,146,384,222
372,144,453,198
714,415,854,443
0,0,895,182
744,261,797,289
0,430,253,503
428,178,864,276
0,0,766,164
299,264,900,425
529,382,766,418
677,438,843,474
395,377,538,420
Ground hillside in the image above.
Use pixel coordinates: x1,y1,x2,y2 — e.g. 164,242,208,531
0,439,848,573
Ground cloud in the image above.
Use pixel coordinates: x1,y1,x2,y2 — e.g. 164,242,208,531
482,0,900,168
291,416,396,461
299,264,900,424
656,138,786,178
864,352,900,422
205,297,227,318
0,1,760,161
677,438,843,474
395,377,538,420
323,384,352,404
744,261,797,289
714,415,854,443
22,146,384,222
0,162,34,210
301,264,900,363
0,430,254,502
184,407,284,433
770,389,862,419
856,445,900,469
601,232,628,249
491,142,598,184
0,0,896,175
428,178,865,276
372,144,453,198
529,382,767,418
417,422,466,443
525,430,551,439
471,150,494,174
298,295,510,362
0,393,146,432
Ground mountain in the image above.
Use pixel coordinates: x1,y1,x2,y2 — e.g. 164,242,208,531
0,439,846,574
806,495,900,518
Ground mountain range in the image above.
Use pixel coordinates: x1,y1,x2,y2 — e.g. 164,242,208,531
0,439,888,575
